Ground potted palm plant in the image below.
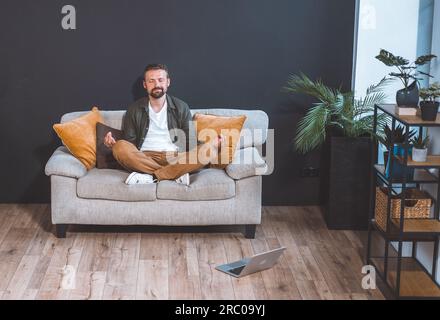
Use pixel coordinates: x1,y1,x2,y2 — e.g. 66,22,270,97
284,73,390,230
419,82,440,121
411,134,430,162
284,74,389,154
375,49,436,107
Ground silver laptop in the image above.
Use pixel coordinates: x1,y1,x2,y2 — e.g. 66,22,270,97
215,247,286,278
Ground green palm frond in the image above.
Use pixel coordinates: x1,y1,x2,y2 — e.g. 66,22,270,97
358,91,387,115
294,103,331,154
284,73,339,105
365,77,393,95
285,73,390,153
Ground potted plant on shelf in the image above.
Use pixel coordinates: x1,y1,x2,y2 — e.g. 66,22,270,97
411,134,430,162
284,73,390,230
379,124,416,168
375,49,436,107
378,124,416,178
419,82,440,121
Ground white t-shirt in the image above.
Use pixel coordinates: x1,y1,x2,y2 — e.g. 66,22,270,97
140,100,178,152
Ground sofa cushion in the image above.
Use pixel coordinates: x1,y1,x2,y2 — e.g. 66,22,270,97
193,113,247,169
225,147,268,180
77,169,157,202
96,122,124,170
157,168,235,201
53,106,103,170
191,109,269,148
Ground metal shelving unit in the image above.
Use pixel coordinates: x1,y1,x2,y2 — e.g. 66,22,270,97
366,104,440,299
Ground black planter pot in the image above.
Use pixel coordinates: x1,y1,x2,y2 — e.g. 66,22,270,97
420,101,440,121
320,136,372,230
396,81,419,107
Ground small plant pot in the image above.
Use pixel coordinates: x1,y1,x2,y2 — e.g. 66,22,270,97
412,148,428,162
384,151,389,168
384,145,415,179
384,145,413,167
420,101,440,121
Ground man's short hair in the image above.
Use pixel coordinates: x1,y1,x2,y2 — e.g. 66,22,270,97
144,64,170,78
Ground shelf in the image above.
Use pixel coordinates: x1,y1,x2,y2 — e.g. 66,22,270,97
371,220,440,240
393,219,440,233
377,104,440,127
370,104,440,300
396,155,440,168
374,165,438,184
371,257,440,299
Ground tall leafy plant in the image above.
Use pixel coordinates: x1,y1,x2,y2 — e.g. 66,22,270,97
284,74,390,154
375,49,436,89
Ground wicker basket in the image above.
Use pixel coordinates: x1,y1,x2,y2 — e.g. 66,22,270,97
375,187,432,231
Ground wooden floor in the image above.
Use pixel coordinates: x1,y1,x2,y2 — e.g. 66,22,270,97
0,204,384,300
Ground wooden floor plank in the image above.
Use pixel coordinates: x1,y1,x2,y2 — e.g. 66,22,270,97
0,227,38,291
25,208,53,256
0,205,21,248
69,271,107,300
76,233,114,273
2,255,40,300
250,231,301,300
26,235,58,291
21,289,38,300
140,233,170,260
247,225,270,300
265,210,313,282
35,235,80,300
168,234,201,300
222,234,256,300
136,260,168,300
269,208,325,300
0,205,385,300
197,234,235,300
102,233,140,300
67,232,113,300
12,204,48,229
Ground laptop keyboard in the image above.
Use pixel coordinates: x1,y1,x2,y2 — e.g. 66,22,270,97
229,265,246,275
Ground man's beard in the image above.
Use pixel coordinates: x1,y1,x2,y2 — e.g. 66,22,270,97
149,87,165,99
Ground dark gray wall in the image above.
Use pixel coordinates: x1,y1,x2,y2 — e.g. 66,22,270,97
0,0,356,204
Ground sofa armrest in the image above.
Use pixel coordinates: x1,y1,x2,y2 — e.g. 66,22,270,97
45,146,87,179
225,147,268,180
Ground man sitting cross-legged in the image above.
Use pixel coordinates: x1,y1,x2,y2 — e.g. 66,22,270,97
104,63,223,186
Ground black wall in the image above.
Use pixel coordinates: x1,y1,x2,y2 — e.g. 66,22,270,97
0,0,356,204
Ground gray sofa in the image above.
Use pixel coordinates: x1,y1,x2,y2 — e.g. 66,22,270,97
45,108,270,239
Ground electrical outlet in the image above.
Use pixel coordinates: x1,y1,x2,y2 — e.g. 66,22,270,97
309,167,320,177
301,167,320,178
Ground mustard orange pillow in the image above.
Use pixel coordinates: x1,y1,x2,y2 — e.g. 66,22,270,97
53,107,103,170
193,113,247,169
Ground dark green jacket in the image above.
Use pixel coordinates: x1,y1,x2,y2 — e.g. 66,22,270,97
122,94,193,152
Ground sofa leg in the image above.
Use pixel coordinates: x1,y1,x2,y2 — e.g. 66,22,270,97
55,224,68,238
244,225,256,239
